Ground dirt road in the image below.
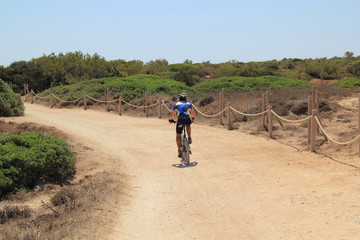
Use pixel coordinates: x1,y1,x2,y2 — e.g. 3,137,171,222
10,103,360,239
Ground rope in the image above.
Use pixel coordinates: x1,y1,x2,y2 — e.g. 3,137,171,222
230,106,268,117
315,116,360,145
121,99,158,108
193,104,228,118
161,100,172,112
33,92,51,99
270,110,312,123
87,95,119,103
52,94,84,103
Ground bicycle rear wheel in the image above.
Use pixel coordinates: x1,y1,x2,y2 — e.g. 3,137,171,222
182,138,190,165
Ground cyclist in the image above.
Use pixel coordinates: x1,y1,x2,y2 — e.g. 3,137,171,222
168,91,194,158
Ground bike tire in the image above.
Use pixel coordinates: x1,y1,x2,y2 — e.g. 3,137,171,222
183,138,190,165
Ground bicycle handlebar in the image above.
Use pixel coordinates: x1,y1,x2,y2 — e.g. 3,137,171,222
168,118,194,124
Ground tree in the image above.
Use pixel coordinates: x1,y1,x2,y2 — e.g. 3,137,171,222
0,66,9,83
347,60,360,77
0,78,24,116
344,51,354,59
183,59,193,64
112,59,145,76
146,59,168,75
174,66,200,86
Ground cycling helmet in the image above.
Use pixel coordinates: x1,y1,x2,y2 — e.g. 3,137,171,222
179,91,187,101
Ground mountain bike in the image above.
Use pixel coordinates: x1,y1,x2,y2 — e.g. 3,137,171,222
169,120,191,165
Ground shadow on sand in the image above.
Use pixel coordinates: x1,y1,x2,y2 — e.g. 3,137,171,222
172,161,198,168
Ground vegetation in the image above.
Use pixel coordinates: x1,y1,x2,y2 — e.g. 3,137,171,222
192,76,313,92
2,51,360,96
0,79,24,117
332,77,360,88
40,74,195,102
0,132,76,197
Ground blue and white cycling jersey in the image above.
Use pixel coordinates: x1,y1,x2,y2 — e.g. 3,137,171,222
172,101,193,116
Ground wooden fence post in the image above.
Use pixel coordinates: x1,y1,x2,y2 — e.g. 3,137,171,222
265,91,269,124
158,99,162,119
50,82,54,108
315,90,320,133
262,93,265,128
310,109,317,152
268,105,273,138
222,88,225,120
308,95,312,144
311,86,315,109
107,88,110,112
23,84,27,102
145,91,149,118
26,84,30,101
226,103,231,130
143,91,146,113
119,96,122,116
358,93,360,156
84,94,87,110
219,90,223,124
30,89,33,104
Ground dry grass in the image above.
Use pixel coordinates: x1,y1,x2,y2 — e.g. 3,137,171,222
0,171,124,240
0,121,126,240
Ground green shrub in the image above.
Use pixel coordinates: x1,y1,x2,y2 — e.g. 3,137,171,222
40,74,197,102
107,74,197,97
166,63,203,72
305,61,341,79
0,78,24,117
0,132,76,197
332,78,360,88
214,65,279,78
192,76,313,92
347,61,360,77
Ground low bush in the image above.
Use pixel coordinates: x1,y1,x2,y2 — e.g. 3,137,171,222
0,79,24,117
0,132,76,197
105,74,197,98
0,205,31,224
214,65,279,78
39,74,197,102
192,76,313,93
332,77,360,88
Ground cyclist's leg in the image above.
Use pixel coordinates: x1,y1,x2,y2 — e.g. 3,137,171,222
176,133,181,150
185,118,192,143
176,122,183,154
186,125,191,139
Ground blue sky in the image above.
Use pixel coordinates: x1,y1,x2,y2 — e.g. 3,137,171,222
1,0,359,66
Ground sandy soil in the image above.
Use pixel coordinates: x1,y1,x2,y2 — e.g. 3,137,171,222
5,102,360,240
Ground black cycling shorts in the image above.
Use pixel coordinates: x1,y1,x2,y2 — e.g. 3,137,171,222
176,118,192,134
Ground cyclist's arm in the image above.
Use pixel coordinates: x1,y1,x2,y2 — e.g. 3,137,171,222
169,110,176,121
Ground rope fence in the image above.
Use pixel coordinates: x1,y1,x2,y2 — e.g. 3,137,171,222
23,84,360,156
270,110,312,123
230,106,268,117
161,100,173,113
52,94,84,104
315,116,360,145
193,104,228,118
32,92,51,99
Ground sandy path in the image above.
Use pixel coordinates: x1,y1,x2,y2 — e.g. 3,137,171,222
9,103,360,239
